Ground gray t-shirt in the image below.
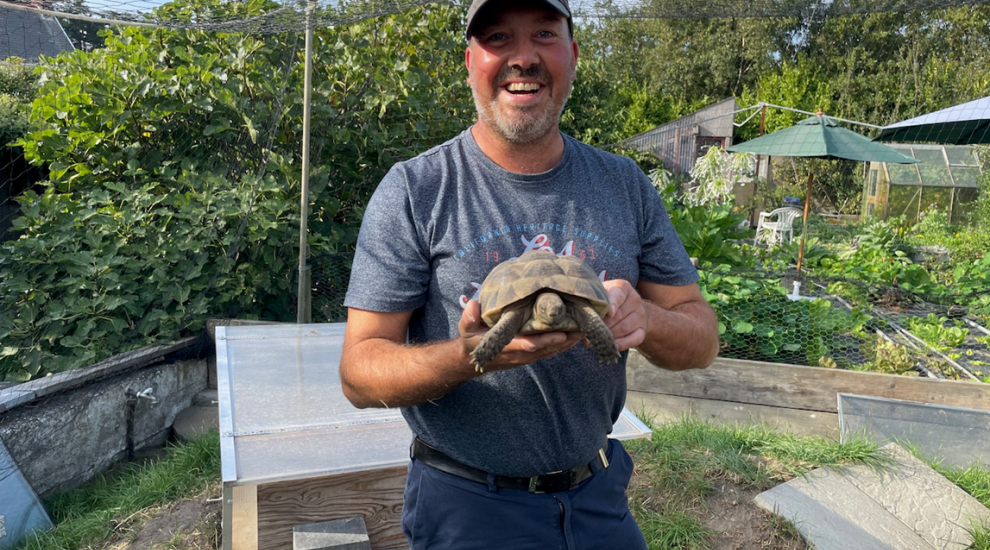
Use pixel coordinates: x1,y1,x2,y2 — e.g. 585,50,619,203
345,128,697,477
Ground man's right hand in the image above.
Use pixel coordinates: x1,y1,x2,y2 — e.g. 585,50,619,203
457,300,583,373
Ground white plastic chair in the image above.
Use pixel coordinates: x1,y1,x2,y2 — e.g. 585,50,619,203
755,207,802,246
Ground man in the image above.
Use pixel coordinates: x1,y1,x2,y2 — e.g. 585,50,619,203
341,0,720,548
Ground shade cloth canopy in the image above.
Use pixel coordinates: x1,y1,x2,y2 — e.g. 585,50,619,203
873,96,990,145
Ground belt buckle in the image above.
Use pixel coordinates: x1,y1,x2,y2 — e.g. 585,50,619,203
528,470,574,494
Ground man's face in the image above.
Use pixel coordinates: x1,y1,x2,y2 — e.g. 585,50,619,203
466,3,578,145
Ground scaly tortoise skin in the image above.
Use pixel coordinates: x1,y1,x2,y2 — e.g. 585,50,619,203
470,249,621,372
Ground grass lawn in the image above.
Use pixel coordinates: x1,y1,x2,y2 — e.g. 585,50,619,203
15,420,990,550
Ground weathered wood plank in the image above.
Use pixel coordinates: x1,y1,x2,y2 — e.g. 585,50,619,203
231,484,258,550
256,466,407,550
627,390,840,439
627,352,990,413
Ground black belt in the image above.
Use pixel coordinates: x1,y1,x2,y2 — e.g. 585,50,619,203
411,437,609,494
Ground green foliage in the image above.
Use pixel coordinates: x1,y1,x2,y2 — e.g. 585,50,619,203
0,93,30,147
2,1,471,379
737,55,834,139
686,147,755,207
669,203,751,267
767,236,834,271
0,58,38,148
654,171,752,267
905,314,968,351
911,209,953,246
864,337,918,375
0,173,310,380
818,218,934,292
0,57,39,98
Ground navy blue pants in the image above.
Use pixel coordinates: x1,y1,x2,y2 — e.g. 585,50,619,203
401,439,648,550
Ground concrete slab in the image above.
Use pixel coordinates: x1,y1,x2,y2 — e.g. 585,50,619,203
293,517,371,550
755,466,936,550
755,443,990,550
839,444,990,550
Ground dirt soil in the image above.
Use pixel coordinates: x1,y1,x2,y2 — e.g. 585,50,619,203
700,482,809,550
626,464,810,550
120,477,805,550
108,498,221,550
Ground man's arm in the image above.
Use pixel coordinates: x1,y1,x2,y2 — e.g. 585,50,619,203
602,279,719,371
340,303,584,408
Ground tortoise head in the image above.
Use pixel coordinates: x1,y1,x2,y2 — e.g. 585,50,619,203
533,292,566,326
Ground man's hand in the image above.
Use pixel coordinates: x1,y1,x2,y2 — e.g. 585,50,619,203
458,300,583,372
602,279,649,351
602,279,719,371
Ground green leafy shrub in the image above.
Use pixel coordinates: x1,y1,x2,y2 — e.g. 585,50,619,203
0,172,317,380
911,209,953,247
0,57,38,98
819,218,933,293
1,1,471,379
905,314,968,351
0,57,38,149
654,175,752,267
0,93,30,147
857,337,917,375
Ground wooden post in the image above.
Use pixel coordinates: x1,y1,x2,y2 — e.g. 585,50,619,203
796,172,814,273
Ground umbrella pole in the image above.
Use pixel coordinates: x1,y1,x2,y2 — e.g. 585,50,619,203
796,172,814,274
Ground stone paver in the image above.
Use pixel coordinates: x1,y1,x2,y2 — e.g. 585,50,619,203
840,444,990,550
755,466,935,550
755,443,990,550
293,517,371,550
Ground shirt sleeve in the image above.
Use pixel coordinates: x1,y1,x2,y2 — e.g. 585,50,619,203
633,164,700,287
344,165,432,312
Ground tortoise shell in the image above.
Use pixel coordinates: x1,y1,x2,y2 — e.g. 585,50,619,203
478,250,611,328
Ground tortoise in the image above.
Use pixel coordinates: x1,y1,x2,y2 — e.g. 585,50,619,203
470,249,621,372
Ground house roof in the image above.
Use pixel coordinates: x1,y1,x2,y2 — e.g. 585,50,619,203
0,6,74,63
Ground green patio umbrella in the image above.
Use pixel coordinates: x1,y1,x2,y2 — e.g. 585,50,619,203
727,112,920,272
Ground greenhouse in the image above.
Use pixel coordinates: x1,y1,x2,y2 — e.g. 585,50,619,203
862,143,983,224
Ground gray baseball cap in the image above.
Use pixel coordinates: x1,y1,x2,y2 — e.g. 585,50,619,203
466,0,573,39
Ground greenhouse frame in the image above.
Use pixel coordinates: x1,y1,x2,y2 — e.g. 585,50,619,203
863,144,983,224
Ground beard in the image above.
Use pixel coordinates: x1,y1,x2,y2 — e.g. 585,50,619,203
472,64,572,145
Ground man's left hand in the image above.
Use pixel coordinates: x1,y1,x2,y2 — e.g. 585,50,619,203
601,279,648,351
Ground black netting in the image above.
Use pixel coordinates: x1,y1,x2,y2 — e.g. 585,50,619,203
1,0,990,34
311,251,352,323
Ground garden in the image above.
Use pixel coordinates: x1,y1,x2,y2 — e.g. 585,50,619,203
0,1,988,384
658,145,990,382
0,1,989,550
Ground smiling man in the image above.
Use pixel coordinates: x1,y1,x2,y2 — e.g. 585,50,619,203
340,1,719,548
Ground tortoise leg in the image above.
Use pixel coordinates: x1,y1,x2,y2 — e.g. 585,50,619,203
569,301,621,365
471,308,526,373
